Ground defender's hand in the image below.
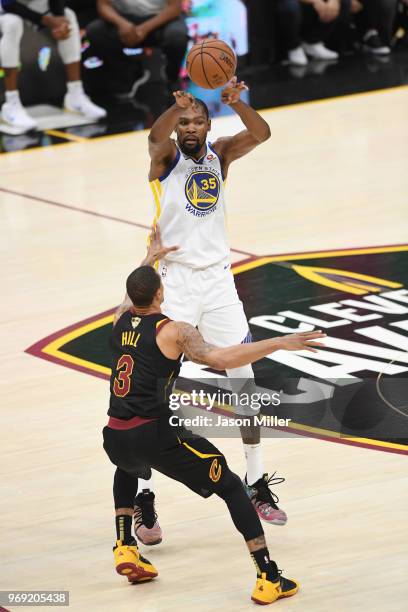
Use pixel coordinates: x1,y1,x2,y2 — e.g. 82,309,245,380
142,225,179,266
279,331,326,353
221,76,248,105
173,91,196,110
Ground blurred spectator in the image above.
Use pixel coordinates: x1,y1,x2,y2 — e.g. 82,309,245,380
86,0,188,92
0,0,106,131
275,0,350,66
66,0,98,28
394,0,408,46
352,0,398,54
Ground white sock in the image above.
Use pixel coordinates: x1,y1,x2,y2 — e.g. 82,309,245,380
137,475,154,495
67,80,83,95
5,90,19,103
244,443,264,485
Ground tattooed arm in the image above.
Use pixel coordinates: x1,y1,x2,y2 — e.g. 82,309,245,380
155,321,326,368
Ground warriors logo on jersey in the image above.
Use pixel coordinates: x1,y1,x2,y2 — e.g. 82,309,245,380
185,170,220,215
149,142,229,268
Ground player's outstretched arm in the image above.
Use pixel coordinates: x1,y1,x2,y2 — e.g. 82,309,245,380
165,322,326,369
212,77,271,172
140,225,179,266
113,227,178,326
148,92,197,180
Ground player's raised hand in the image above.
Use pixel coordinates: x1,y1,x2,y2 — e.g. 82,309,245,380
279,330,327,353
221,76,248,105
142,225,179,266
173,91,197,110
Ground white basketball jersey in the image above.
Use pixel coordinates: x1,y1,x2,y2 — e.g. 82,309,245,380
150,142,230,268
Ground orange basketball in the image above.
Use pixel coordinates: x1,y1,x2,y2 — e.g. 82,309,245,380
186,39,237,89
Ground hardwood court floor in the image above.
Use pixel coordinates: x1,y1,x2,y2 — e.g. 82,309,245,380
1,86,407,612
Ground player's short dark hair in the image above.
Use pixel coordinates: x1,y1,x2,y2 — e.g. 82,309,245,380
195,98,209,120
126,266,161,307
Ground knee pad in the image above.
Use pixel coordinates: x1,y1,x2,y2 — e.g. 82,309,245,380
2,14,24,39
64,7,79,27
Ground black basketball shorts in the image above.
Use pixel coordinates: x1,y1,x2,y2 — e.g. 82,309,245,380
103,417,236,498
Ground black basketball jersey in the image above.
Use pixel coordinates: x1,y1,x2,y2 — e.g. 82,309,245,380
108,311,181,419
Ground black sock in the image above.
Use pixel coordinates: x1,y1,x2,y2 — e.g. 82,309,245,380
115,514,133,545
251,548,279,582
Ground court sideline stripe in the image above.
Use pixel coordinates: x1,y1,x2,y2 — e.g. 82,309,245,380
1,83,407,157
0,186,256,258
45,129,88,143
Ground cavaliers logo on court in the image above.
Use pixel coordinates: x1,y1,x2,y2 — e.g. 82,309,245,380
26,245,408,456
185,170,220,213
209,458,222,483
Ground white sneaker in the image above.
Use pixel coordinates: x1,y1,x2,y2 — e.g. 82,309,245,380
1,99,38,131
64,90,107,120
288,46,308,66
302,42,339,61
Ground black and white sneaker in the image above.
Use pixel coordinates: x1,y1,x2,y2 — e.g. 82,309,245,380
362,29,391,55
133,489,163,545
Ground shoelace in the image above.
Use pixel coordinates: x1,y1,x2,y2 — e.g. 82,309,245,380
255,472,285,509
134,494,158,530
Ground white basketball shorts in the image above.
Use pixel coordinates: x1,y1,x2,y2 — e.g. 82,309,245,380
158,257,252,347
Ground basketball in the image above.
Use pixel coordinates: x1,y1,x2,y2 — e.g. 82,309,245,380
186,39,237,89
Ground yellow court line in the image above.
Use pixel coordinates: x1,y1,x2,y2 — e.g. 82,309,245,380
45,129,88,143
172,387,408,453
39,302,408,453
232,245,408,275
261,82,408,117
1,83,407,157
43,314,113,376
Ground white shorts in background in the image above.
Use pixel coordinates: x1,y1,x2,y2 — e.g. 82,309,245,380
158,257,251,347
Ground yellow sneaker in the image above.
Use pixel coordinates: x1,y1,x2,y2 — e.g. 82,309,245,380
113,539,158,583
251,572,299,605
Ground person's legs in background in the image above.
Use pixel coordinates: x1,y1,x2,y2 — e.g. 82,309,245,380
355,0,398,54
86,14,188,95
275,0,308,65
301,0,342,60
59,7,106,119
158,16,188,90
86,16,130,66
325,0,354,55
0,14,37,130
66,0,98,29
0,7,105,131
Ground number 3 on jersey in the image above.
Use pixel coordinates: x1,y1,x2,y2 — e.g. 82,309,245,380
113,354,134,397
